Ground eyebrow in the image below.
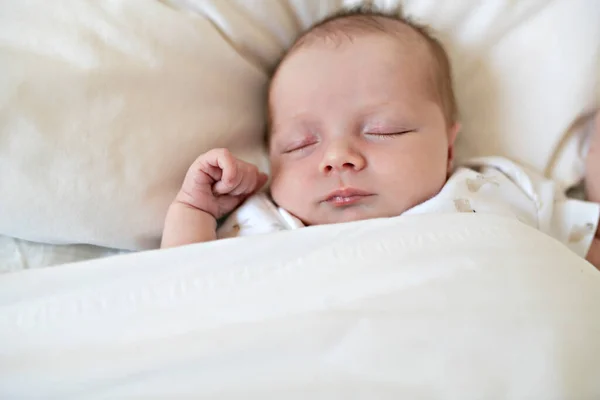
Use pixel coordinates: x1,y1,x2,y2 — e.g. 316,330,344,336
267,119,302,149
269,110,318,135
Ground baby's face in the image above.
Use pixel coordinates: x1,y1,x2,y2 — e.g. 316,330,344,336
268,33,457,226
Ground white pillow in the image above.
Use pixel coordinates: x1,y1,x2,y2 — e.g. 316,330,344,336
0,0,598,251
0,0,274,250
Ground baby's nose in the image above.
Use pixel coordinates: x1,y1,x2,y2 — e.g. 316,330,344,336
319,144,366,174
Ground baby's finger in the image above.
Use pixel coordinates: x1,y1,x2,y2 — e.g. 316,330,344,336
230,167,258,196
238,171,268,196
244,172,269,199
199,164,222,183
198,149,232,173
213,176,241,195
212,152,243,194
216,150,239,186
213,166,244,195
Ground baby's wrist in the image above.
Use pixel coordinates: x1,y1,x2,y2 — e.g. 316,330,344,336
162,199,217,248
174,190,218,220
170,197,217,228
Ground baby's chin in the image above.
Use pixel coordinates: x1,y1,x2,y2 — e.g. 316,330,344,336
305,206,405,226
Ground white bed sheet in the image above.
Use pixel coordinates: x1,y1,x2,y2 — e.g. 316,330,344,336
1,213,599,398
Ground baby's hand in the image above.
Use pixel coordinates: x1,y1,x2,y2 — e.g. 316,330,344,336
175,148,268,220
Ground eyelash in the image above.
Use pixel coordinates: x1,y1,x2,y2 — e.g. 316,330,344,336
283,141,316,154
367,130,415,138
282,129,415,153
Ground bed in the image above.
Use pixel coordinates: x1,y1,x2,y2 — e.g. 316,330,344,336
1,0,599,397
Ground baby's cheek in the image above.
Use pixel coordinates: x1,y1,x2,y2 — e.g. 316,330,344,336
382,154,445,204
270,167,301,205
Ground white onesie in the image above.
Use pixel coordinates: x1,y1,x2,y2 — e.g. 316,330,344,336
216,157,600,258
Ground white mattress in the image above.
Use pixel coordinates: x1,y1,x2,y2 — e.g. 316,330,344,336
1,213,599,398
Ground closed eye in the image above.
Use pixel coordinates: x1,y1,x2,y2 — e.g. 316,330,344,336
366,129,417,138
283,140,317,154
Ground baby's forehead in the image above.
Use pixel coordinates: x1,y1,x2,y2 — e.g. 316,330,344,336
270,16,437,107
290,15,432,61
270,15,438,99
268,12,457,127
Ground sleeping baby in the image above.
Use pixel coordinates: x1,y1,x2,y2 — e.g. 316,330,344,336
161,7,600,269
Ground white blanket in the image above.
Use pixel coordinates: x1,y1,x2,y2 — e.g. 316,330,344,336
1,213,599,398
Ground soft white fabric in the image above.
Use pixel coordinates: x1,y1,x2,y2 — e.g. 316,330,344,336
219,157,600,257
0,235,125,274
423,0,600,187
1,213,600,398
0,0,275,251
0,0,598,252
216,192,303,239
406,157,600,258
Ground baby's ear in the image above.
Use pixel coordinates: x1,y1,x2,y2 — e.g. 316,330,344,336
447,122,461,171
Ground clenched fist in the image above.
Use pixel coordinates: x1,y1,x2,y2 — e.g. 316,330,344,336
175,148,268,220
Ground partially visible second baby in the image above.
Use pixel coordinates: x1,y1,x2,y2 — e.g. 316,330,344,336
161,8,600,269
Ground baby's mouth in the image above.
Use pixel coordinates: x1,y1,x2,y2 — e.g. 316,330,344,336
322,188,374,207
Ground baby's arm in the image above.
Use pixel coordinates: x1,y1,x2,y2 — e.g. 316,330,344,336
161,202,217,248
161,149,267,248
